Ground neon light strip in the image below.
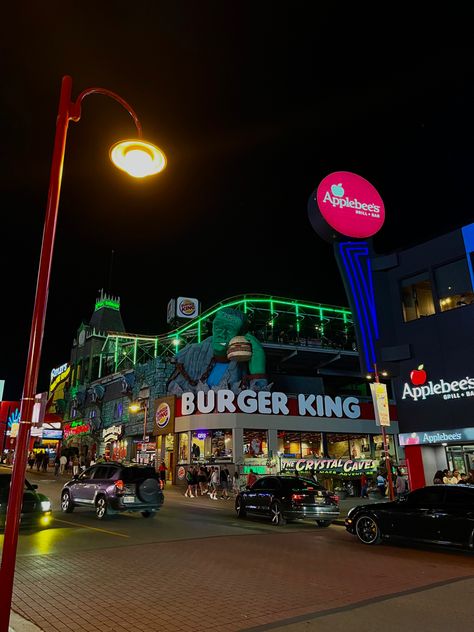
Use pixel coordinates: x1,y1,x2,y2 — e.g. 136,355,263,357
95,299,120,311
462,223,474,290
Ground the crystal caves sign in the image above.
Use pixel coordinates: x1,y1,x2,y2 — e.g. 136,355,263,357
281,457,377,476
180,390,361,419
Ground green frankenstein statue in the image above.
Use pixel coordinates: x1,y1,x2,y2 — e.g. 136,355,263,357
166,308,268,395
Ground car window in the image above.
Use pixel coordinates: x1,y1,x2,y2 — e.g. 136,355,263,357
263,477,281,491
92,466,113,480
77,467,96,481
282,478,324,492
445,487,474,507
406,487,445,507
120,467,157,482
251,478,269,490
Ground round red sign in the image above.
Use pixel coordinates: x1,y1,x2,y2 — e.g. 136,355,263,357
309,171,385,240
177,466,186,480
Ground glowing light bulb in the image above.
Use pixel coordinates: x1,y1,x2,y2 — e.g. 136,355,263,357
110,139,166,178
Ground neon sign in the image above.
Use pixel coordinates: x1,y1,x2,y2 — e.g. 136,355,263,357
64,421,91,439
50,364,71,392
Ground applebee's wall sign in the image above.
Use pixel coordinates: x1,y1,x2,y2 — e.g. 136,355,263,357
402,364,474,402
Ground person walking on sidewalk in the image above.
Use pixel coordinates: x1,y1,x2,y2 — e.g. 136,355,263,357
376,472,386,498
54,454,61,477
35,451,42,472
184,466,195,497
59,453,67,475
360,473,368,498
42,451,49,473
220,467,230,500
210,467,220,500
72,454,80,476
232,470,240,495
158,461,167,489
27,451,35,471
246,469,257,488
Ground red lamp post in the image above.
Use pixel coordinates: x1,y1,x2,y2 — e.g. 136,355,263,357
0,76,165,632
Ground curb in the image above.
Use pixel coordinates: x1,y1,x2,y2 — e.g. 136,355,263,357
9,611,43,632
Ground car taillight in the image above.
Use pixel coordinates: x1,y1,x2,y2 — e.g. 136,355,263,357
292,494,305,502
115,480,124,491
332,495,340,503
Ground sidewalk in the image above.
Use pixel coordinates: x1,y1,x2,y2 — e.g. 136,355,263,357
9,611,42,632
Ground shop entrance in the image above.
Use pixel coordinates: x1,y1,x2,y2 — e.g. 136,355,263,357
446,445,474,474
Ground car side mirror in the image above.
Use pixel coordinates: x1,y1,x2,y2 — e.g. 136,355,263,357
31,484,38,489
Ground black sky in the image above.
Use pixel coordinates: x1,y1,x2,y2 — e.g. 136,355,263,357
2,4,474,399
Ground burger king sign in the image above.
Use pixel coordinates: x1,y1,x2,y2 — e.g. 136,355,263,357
177,297,199,320
154,396,176,435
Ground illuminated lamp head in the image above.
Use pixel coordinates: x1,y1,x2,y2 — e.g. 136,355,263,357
110,139,166,178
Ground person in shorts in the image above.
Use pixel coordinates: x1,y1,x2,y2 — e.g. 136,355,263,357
220,467,230,499
210,467,220,500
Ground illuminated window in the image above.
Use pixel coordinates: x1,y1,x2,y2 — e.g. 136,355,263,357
243,430,268,459
401,273,435,322
178,432,189,463
327,434,350,458
373,434,395,460
434,259,474,312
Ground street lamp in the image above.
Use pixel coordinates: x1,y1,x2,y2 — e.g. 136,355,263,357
0,75,166,632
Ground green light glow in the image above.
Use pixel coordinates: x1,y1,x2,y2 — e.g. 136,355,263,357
95,299,120,311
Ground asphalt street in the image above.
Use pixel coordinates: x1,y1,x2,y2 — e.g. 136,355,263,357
2,470,474,632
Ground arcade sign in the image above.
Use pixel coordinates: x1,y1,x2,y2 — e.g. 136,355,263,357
102,424,123,443
308,171,385,242
64,421,91,439
50,363,71,392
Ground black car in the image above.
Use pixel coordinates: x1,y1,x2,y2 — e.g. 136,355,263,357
235,475,340,526
346,484,474,549
61,463,164,520
0,470,52,529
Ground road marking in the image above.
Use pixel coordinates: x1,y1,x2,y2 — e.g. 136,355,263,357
54,518,130,538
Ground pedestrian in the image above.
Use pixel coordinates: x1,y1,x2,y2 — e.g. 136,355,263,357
246,468,257,488
35,451,42,472
59,453,67,475
54,454,61,476
433,470,444,484
192,466,199,497
452,469,462,483
220,467,230,499
184,466,195,498
309,466,318,484
376,471,386,498
27,451,35,471
210,467,220,500
232,470,240,495
395,469,407,498
198,466,208,495
159,461,167,489
42,451,49,473
443,470,457,485
360,472,368,498
72,454,79,476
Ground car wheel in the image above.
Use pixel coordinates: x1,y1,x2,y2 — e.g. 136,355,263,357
270,501,286,526
61,491,74,513
236,496,247,518
316,520,332,528
95,496,108,520
355,514,382,544
141,511,155,518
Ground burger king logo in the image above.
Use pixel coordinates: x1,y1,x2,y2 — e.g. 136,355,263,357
178,298,196,317
177,466,186,480
156,402,171,429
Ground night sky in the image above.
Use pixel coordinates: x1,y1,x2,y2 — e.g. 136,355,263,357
2,4,474,399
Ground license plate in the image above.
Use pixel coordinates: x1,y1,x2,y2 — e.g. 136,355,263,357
123,496,135,503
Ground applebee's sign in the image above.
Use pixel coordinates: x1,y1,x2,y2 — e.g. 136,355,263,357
402,364,474,402
308,171,385,241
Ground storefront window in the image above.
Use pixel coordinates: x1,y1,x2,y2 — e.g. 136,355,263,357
278,431,301,458
178,432,189,463
348,435,370,459
191,429,232,461
301,432,322,457
327,434,350,458
373,434,395,460
243,430,268,459
401,273,435,322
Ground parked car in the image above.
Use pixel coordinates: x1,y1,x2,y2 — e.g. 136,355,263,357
235,475,340,526
0,470,52,529
345,484,474,549
60,463,164,520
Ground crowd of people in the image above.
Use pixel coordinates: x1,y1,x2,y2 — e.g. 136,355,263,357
433,468,474,485
184,464,241,499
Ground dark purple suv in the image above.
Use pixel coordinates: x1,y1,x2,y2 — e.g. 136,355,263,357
60,463,164,520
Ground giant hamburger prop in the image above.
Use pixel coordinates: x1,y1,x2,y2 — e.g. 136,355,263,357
227,336,253,362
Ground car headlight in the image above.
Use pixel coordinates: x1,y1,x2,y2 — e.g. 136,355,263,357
40,500,51,512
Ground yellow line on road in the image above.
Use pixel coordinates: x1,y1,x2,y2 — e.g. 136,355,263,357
54,518,130,538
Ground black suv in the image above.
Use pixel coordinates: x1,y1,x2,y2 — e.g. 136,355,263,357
60,463,164,520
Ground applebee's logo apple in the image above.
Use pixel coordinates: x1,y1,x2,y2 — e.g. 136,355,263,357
331,183,344,197
410,364,427,386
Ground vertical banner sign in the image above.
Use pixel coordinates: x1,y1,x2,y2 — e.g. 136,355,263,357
370,382,391,427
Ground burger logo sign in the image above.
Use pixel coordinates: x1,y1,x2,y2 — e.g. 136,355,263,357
156,402,171,429
402,364,474,402
177,297,199,319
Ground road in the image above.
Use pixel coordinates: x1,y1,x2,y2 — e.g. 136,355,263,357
2,470,474,632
